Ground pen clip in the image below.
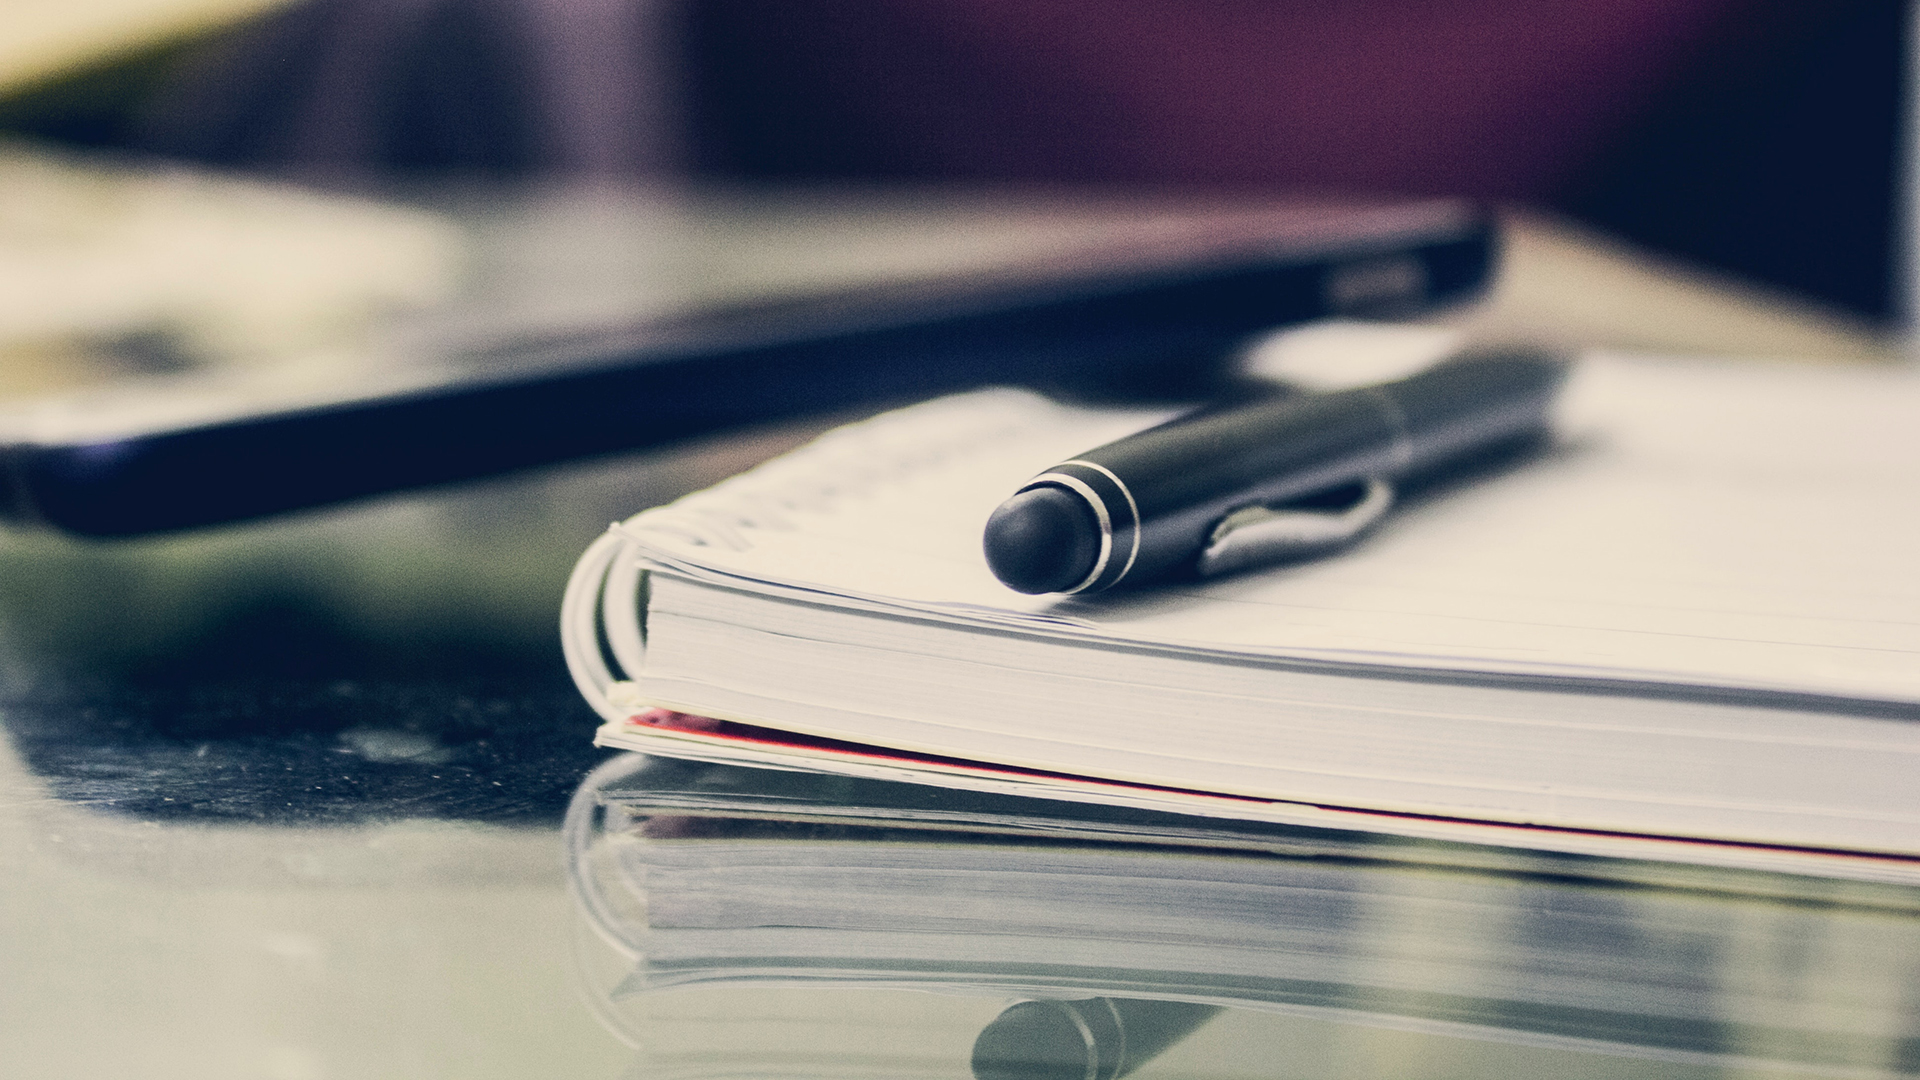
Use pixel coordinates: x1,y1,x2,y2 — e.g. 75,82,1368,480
1196,477,1394,578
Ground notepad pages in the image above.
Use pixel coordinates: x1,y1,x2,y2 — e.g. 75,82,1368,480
564,353,1920,857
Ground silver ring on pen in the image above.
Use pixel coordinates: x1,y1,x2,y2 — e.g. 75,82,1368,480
1022,462,1141,593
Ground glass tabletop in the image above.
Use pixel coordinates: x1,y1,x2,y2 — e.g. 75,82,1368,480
0,448,667,1079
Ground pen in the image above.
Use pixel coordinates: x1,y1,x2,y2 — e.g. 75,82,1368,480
982,346,1568,594
971,997,1221,1080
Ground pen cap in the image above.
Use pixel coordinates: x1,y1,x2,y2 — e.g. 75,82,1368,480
983,486,1107,594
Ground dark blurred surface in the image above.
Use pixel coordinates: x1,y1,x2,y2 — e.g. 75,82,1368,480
0,501,608,827
1,620,602,826
0,0,1905,320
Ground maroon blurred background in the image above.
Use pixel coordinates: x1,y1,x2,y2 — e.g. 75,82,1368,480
693,0,1764,196
684,0,1906,321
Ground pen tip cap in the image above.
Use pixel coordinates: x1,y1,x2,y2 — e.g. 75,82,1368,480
984,485,1101,594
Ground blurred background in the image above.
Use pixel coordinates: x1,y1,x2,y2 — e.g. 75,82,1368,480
3,0,1908,322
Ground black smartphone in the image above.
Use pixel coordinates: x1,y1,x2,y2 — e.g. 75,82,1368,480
0,189,1494,536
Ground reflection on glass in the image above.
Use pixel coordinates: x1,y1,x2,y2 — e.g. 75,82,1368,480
972,997,1222,1080
567,754,1920,1079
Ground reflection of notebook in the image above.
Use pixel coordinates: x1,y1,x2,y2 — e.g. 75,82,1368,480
563,343,1920,861
567,754,1920,1075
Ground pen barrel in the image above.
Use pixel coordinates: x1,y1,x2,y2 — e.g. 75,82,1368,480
1077,348,1564,585
1081,392,1399,584
1390,348,1568,470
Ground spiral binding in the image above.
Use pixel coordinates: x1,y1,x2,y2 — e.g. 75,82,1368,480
561,389,1065,725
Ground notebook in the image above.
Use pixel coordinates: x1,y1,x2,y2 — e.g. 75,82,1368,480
566,753,1920,1076
562,334,1920,862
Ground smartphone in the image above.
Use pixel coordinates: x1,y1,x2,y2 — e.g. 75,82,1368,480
0,188,1494,536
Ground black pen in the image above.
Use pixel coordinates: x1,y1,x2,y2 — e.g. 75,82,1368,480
982,346,1568,594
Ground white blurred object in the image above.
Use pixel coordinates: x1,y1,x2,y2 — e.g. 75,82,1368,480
1240,319,1466,390
0,140,465,377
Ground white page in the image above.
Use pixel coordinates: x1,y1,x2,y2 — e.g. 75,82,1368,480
615,350,1920,705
